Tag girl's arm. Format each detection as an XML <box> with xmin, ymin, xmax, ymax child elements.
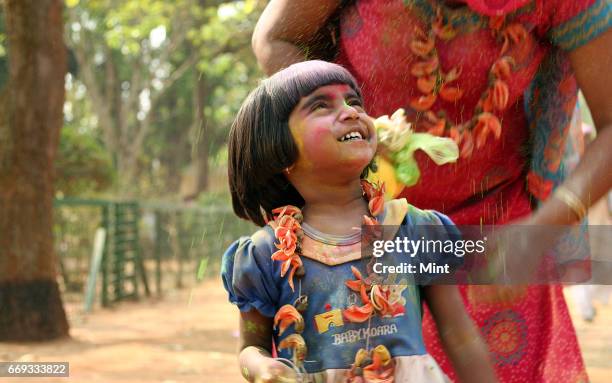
<box><xmin>238</xmin><ymin>309</ymin><xmax>296</xmax><ymax>382</ymax></box>
<box><xmin>251</xmin><ymin>0</ymin><xmax>340</xmax><ymax>75</ymax></box>
<box><xmin>424</xmin><ymin>285</ymin><xmax>498</xmax><ymax>383</ymax></box>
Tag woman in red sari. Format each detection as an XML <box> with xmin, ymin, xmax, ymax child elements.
<box><xmin>252</xmin><ymin>0</ymin><xmax>612</xmax><ymax>381</ymax></box>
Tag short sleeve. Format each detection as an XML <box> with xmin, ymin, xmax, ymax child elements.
<box><xmin>220</xmin><ymin>229</ymin><xmax>280</xmax><ymax>318</ymax></box>
<box><xmin>544</xmin><ymin>0</ymin><xmax>612</xmax><ymax>51</ymax></box>
<box><xmin>403</xmin><ymin>207</ymin><xmax>462</xmax><ymax>242</ymax></box>
<box><xmin>401</xmin><ymin>208</ymin><xmax>463</xmax><ymax>284</ymax></box>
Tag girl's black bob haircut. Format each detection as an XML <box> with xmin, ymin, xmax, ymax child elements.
<box><xmin>228</xmin><ymin>60</ymin><xmax>363</xmax><ymax>227</ymax></box>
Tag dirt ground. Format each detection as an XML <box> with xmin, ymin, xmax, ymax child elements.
<box><xmin>1</xmin><ymin>278</ymin><xmax>611</xmax><ymax>383</ymax></box>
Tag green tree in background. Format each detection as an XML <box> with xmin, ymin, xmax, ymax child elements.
<box><xmin>0</xmin><ymin>0</ymin><xmax>265</xmax><ymax>342</ymax></box>
<box><xmin>56</xmin><ymin>72</ymin><xmax>115</xmax><ymax>196</ymax></box>
<box><xmin>65</xmin><ymin>0</ymin><xmax>263</xmax><ymax>198</ymax></box>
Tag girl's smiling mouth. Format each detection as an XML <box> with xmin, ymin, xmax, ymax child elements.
<box><xmin>337</xmin><ymin>124</ymin><xmax>370</xmax><ymax>142</ymax></box>
<box><xmin>339</xmin><ymin>131</ymin><xmax>364</xmax><ymax>142</ymax></box>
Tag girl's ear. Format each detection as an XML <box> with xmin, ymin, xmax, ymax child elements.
<box><xmin>283</xmin><ymin>165</ymin><xmax>295</xmax><ymax>175</ymax></box>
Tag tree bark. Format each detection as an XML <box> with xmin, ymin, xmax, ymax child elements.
<box><xmin>179</xmin><ymin>70</ymin><xmax>211</xmax><ymax>201</ymax></box>
<box><xmin>0</xmin><ymin>0</ymin><xmax>69</xmax><ymax>341</ymax></box>
<box><xmin>193</xmin><ymin>71</ymin><xmax>210</xmax><ymax>195</ymax></box>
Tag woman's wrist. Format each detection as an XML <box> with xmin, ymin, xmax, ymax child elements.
<box><xmin>553</xmin><ymin>185</ymin><xmax>588</xmax><ymax>221</ymax></box>
<box><xmin>532</xmin><ymin>186</ymin><xmax>588</xmax><ymax>226</ymax></box>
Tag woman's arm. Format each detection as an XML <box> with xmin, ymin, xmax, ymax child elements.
<box><xmin>424</xmin><ymin>285</ymin><xmax>498</xmax><ymax>383</ymax></box>
<box><xmin>252</xmin><ymin>0</ymin><xmax>340</xmax><ymax>75</ymax></box>
<box><xmin>238</xmin><ymin>309</ymin><xmax>296</xmax><ymax>382</ymax></box>
<box><xmin>533</xmin><ymin>28</ymin><xmax>612</xmax><ymax>225</ymax></box>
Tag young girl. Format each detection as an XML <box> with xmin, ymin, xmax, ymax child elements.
<box><xmin>222</xmin><ymin>60</ymin><xmax>496</xmax><ymax>383</ymax></box>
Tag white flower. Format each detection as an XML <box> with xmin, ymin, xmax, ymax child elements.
<box><xmin>374</xmin><ymin>108</ymin><xmax>413</xmax><ymax>152</ymax></box>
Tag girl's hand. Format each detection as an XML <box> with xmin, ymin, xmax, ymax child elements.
<box><xmin>255</xmin><ymin>359</ymin><xmax>298</xmax><ymax>383</ymax></box>
<box><xmin>424</xmin><ymin>285</ymin><xmax>499</xmax><ymax>383</ymax></box>
<box><xmin>239</xmin><ymin>310</ymin><xmax>300</xmax><ymax>383</ymax></box>
<box><xmin>240</xmin><ymin>346</ymin><xmax>300</xmax><ymax>383</ymax></box>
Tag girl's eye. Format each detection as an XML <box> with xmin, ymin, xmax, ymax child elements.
<box><xmin>347</xmin><ymin>98</ymin><xmax>363</xmax><ymax>107</ymax></box>
<box><xmin>311</xmin><ymin>101</ymin><xmax>329</xmax><ymax>111</ymax></box>
<box><xmin>347</xmin><ymin>99</ymin><xmax>364</xmax><ymax>110</ymax></box>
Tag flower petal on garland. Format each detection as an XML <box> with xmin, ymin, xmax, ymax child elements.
<box><xmin>343</xmin><ymin>303</ymin><xmax>374</xmax><ymax>323</ymax></box>
<box><xmin>439</xmin><ymin>83</ymin><xmax>464</xmax><ymax>102</ymax></box>
<box><xmin>409</xmin><ymin>93</ymin><xmax>437</xmax><ymax>112</ymax></box>
<box><xmin>270</xmin><ymin>205</ymin><xmax>304</xmax><ymax>292</ymax></box>
<box><xmin>492</xmin><ymin>80</ymin><xmax>509</xmax><ymax>110</ymax></box>
<box><xmin>274</xmin><ymin>304</ymin><xmax>304</xmax><ymax>336</ymax></box>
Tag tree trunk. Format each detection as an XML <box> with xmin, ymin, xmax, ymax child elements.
<box><xmin>0</xmin><ymin>0</ymin><xmax>69</xmax><ymax>341</ymax></box>
<box><xmin>188</xmin><ymin>71</ymin><xmax>210</xmax><ymax>200</ymax></box>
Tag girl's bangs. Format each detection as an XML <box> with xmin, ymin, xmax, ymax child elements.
<box><xmin>263</xmin><ymin>61</ymin><xmax>362</xmax><ymax>119</ymax></box>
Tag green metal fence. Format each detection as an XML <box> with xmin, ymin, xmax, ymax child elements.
<box><xmin>53</xmin><ymin>198</ymin><xmax>255</xmax><ymax>308</ymax></box>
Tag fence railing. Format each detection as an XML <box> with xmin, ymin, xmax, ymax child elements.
<box><xmin>53</xmin><ymin>198</ymin><xmax>255</xmax><ymax>308</ymax></box>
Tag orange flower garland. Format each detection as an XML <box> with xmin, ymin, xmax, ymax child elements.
<box><xmin>269</xmin><ymin>181</ymin><xmax>398</xmax><ymax>379</ymax></box>
<box><xmin>270</xmin><ymin>205</ymin><xmax>304</xmax><ymax>292</ymax></box>
<box><xmin>409</xmin><ymin>8</ymin><xmax>531</xmax><ymax>159</ymax></box>
<box><xmin>269</xmin><ymin>181</ymin><xmax>387</xmax><ymax>292</ymax></box>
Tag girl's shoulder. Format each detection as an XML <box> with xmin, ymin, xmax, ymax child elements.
<box><xmin>220</xmin><ymin>225</ymin><xmax>282</xmax><ymax>317</ymax></box>
<box><xmin>225</xmin><ymin>224</ymin><xmax>275</xmax><ymax>251</ymax></box>
<box><xmin>221</xmin><ymin>226</ymin><xmax>277</xmax><ymax>273</ymax></box>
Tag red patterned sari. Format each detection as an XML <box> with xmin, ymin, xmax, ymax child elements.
<box><xmin>335</xmin><ymin>0</ymin><xmax>611</xmax><ymax>381</ymax></box>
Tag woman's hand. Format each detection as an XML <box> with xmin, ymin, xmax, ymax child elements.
<box><xmin>483</xmin><ymin>18</ymin><xmax>612</xmax><ymax>290</ymax></box>
<box><xmin>481</xmin><ymin>214</ymin><xmax>562</xmax><ymax>284</ymax></box>
<box><xmin>537</xmin><ymin>28</ymin><xmax>612</xmax><ymax>225</ymax></box>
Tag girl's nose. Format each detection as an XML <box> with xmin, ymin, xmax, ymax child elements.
<box><xmin>340</xmin><ymin>103</ymin><xmax>359</xmax><ymax>120</ymax></box>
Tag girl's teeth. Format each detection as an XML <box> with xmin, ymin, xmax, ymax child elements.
<box><xmin>341</xmin><ymin>131</ymin><xmax>363</xmax><ymax>141</ymax></box>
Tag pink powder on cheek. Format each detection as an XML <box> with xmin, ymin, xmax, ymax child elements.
<box><xmin>300</xmin><ymin>124</ymin><xmax>373</xmax><ymax>166</ymax></box>
<box><xmin>301</xmin><ymin>126</ymin><xmax>335</xmax><ymax>160</ymax></box>
<box><xmin>289</xmin><ymin>122</ymin><xmax>333</xmax><ymax>170</ymax></box>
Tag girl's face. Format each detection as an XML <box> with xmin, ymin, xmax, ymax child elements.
<box><xmin>287</xmin><ymin>84</ymin><xmax>377</xmax><ymax>179</ymax></box>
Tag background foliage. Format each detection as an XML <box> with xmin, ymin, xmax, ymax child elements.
<box><xmin>1</xmin><ymin>0</ymin><xmax>266</xmax><ymax>200</ymax></box>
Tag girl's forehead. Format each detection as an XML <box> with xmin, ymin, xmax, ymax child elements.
<box><xmin>294</xmin><ymin>84</ymin><xmax>358</xmax><ymax>115</ymax></box>
<box><xmin>292</xmin><ymin>83</ymin><xmax>363</xmax><ymax>117</ymax></box>
<box><xmin>307</xmin><ymin>84</ymin><xmax>352</xmax><ymax>98</ymax></box>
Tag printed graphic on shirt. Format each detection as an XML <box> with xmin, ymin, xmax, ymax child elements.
<box><xmin>314</xmin><ymin>309</ymin><xmax>345</xmax><ymax>334</ymax></box>
<box><xmin>332</xmin><ymin>324</ymin><xmax>399</xmax><ymax>345</ymax></box>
